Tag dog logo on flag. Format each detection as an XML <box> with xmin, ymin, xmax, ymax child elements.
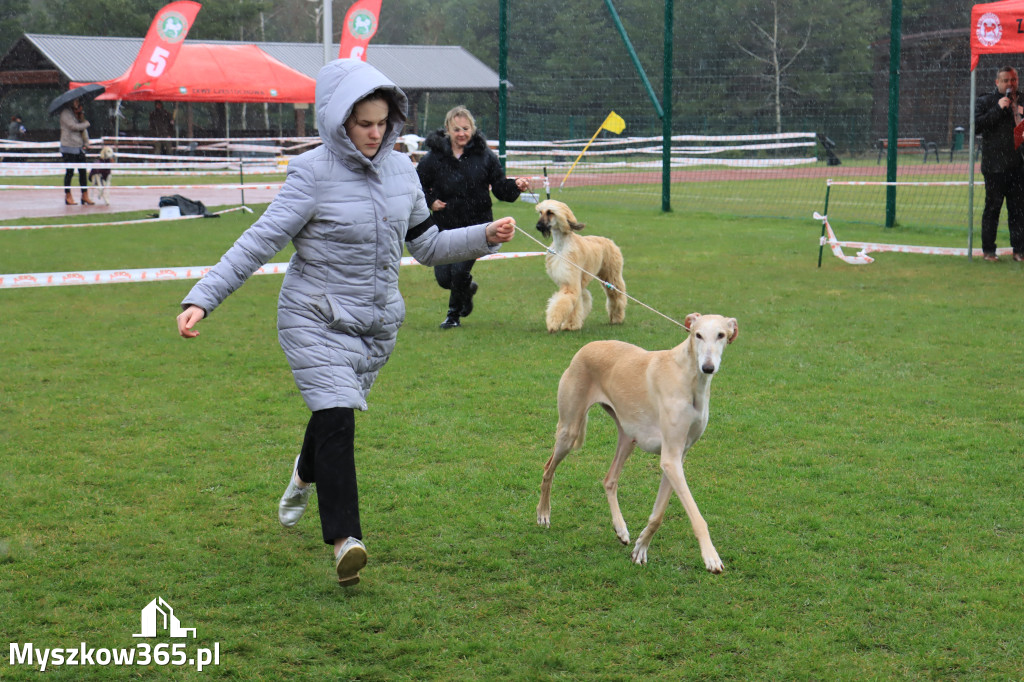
<box><xmin>157</xmin><ymin>11</ymin><xmax>189</xmax><ymax>43</ymax></box>
<box><xmin>977</xmin><ymin>12</ymin><xmax>1003</xmax><ymax>47</ymax></box>
<box><xmin>348</xmin><ymin>10</ymin><xmax>377</xmax><ymax>39</ymax></box>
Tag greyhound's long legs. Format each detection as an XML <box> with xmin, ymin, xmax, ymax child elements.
<box><xmin>537</xmin><ymin>421</ymin><xmax>577</xmax><ymax>527</ymax></box>
<box><xmin>604</xmin><ymin>418</ymin><xmax>634</xmax><ymax>545</ymax></box>
<box><xmin>631</xmin><ymin>472</ymin><xmax>674</xmax><ymax>565</ymax></box>
<box><xmin>656</xmin><ymin>454</ymin><xmax>724</xmax><ymax>574</ymax></box>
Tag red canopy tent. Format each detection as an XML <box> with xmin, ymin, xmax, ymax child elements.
<box><xmin>71</xmin><ymin>43</ymin><xmax>315</xmax><ymax>103</ymax></box>
<box><xmin>71</xmin><ymin>42</ymin><xmax>317</xmax><ymax>143</ymax></box>
<box><xmin>968</xmin><ymin>0</ymin><xmax>1024</xmax><ymax>253</ymax></box>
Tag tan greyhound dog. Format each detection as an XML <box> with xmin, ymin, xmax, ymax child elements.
<box><xmin>536</xmin><ymin>313</ymin><xmax>738</xmax><ymax>573</ymax></box>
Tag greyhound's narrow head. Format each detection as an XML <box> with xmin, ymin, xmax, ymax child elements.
<box><xmin>535</xmin><ymin>199</ymin><xmax>584</xmax><ymax>240</ymax></box>
<box><xmin>98</xmin><ymin>146</ymin><xmax>116</xmax><ymax>162</ymax></box>
<box><xmin>683</xmin><ymin>313</ymin><xmax>739</xmax><ymax>375</ymax></box>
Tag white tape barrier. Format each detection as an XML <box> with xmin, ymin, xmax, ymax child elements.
<box><xmin>813</xmin><ymin>212</ymin><xmax>1011</xmax><ymax>265</ymax></box>
<box><xmin>0</xmin><ymin>252</ymin><xmax>546</xmax><ymax>289</ymax></box>
<box><xmin>0</xmin><ymin>183</ymin><xmax>282</xmax><ymax>191</ymax></box>
<box><xmin>0</xmin><ymin>205</ymin><xmax>253</xmax><ymax>231</ymax></box>
<box><xmin>826</xmin><ymin>179</ymin><xmax>976</xmax><ymax>187</ymax></box>
<box><xmin>0</xmin><ymin>165</ymin><xmax>284</xmax><ymax>177</ymax></box>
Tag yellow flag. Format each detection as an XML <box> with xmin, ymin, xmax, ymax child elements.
<box><xmin>600</xmin><ymin>111</ymin><xmax>626</xmax><ymax>135</ymax></box>
<box><xmin>560</xmin><ymin>111</ymin><xmax>627</xmax><ymax>188</ymax></box>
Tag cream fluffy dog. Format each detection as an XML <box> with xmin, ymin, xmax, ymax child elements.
<box><xmin>534</xmin><ymin>200</ymin><xmax>626</xmax><ymax>332</ymax></box>
<box><xmin>536</xmin><ymin>313</ymin><xmax>739</xmax><ymax>573</ymax></box>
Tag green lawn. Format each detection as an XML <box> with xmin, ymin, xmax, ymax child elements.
<box><xmin>1</xmin><ymin>192</ymin><xmax>1022</xmax><ymax>680</ymax></box>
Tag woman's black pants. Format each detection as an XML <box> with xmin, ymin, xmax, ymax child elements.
<box><xmin>62</xmin><ymin>151</ymin><xmax>88</xmax><ymax>190</ymax></box>
<box><xmin>434</xmin><ymin>259</ymin><xmax>476</xmax><ymax>312</ymax></box>
<box><xmin>295</xmin><ymin>407</ymin><xmax>361</xmax><ymax>545</ymax></box>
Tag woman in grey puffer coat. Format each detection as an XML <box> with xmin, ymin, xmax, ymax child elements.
<box><xmin>175</xmin><ymin>60</ymin><xmax>516</xmax><ymax>587</ymax></box>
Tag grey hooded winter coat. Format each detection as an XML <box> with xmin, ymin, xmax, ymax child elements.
<box><xmin>181</xmin><ymin>60</ymin><xmax>500</xmax><ymax>411</ymax></box>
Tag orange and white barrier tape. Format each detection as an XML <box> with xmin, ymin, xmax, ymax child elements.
<box><xmin>814</xmin><ymin>212</ymin><xmax>1010</xmax><ymax>264</ymax></box>
<box><xmin>0</xmin><ymin>252</ymin><xmax>546</xmax><ymax>289</ymax></box>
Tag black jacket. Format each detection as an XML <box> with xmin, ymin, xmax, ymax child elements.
<box><xmin>416</xmin><ymin>129</ymin><xmax>521</xmax><ymax>230</ymax></box>
<box><xmin>975</xmin><ymin>89</ymin><xmax>1024</xmax><ymax>174</ymax></box>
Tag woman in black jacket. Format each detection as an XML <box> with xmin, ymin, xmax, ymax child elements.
<box><xmin>416</xmin><ymin>106</ymin><xmax>530</xmax><ymax>328</ymax></box>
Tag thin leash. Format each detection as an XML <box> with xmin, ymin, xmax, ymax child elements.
<box><xmin>512</xmin><ymin>223</ymin><xmax>690</xmax><ymax>331</ymax></box>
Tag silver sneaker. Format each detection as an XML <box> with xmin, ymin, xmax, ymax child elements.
<box><xmin>277</xmin><ymin>455</ymin><xmax>312</xmax><ymax>527</ymax></box>
<box><xmin>335</xmin><ymin>537</ymin><xmax>367</xmax><ymax>586</ymax></box>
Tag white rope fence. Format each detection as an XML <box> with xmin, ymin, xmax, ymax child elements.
<box><xmin>0</xmin><ymin>251</ymin><xmax>546</xmax><ymax>290</ymax></box>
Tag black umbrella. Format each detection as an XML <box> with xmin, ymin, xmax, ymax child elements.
<box><xmin>47</xmin><ymin>83</ymin><xmax>105</xmax><ymax>116</ymax></box>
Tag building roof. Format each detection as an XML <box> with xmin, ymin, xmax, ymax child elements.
<box><xmin>3</xmin><ymin>33</ymin><xmax>501</xmax><ymax>93</ymax></box>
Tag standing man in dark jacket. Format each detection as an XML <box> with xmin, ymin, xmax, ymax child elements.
<box><xmin>975</xmin><ymin>65</ymin><xmax>1024</xmax><ymax>262</ymax></box>
<box><xmin>149</xmin><ymin>101</ymin><xmax>175</xmax><ymax>156</ymax></box>
<box><xmin>417</xmin><ymin>106</ymin><xmax>530</xmax><ymax>328</ymax></box>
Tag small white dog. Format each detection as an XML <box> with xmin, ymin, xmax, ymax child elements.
<box><xmin>88</xmin><ymin>146</ymin><xmax>116</xmax><ymax>205</ymax></box>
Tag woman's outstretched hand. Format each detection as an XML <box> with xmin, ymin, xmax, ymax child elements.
<box><xmin>177</xmin><ymin>305</ymin><xmax>206</xmax><ymax>338</ymax></box>
<box><xmin>486</xmin><ymin>217</ymin><xmax>516</xmax><ymax>245</ymax></box>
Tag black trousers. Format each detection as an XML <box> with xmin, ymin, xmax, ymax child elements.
<box><xmin>434</xmin><ymin>259</ymin><xmax>475</xmax><ymax>312</ymax></box>
<box><xmin>295</xmin><ymin>407</ymin><xmax>361</xmax><ymax>545</ymax></box>
<box><xmin>62</xmin><ymin>151</ymin><xmax>88</xmax><ymax>191</ymax></box>
<box><xmin>981</xmin><ymin>168</ymin><xmax>1024</xmax><ymax>255</ymax></box>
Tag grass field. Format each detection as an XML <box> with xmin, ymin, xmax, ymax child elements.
<box><xmin>2</xmin><ymin>190</ymin><xmax>1023</xmax><ymax>680</ymax></box>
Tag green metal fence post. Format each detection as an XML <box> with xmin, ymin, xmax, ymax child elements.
<box><xmin>885</xmin><ymin>0</ymin><xmax>903</xmax><ymax>228</ymax></box>
<box><xmin>662</xmin><ymin>0</ymin><xmax>673</xmax><ymax>213</ymax></box>
<box><xmin>603</xmin><ymin>0</ymin><xmax>671</xmax><ymax>212</ymax></box>
<box><xmin>498</xmin><ymin>0</ymin><xmax>508</xmax><ymax>172</ymax></box>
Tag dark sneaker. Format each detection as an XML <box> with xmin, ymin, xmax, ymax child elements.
<box><xmin>439</xmin><ymin>314</ymin><xmax>461</xmax><ymax>329</ymax></box>
<box><xmin>460</xmin><ymin>281</ymin><xmax>479</xmax><ymax>317</ymax></box>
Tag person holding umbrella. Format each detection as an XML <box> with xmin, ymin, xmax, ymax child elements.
<box><xmin>58</xmin><ymin>97</ymin><xmax>94</xmax><ymax>205</ymax></box>
<box><xmin>8</xmin><ymin>114</ymin><xmax>26</xmax><ymax>140</ymax></box>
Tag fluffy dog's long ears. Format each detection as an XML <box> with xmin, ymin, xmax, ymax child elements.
<box><xmin>559</xmin><ymin>204</ymin><xmax>585</xmax><ymax>232</ymax></box>
<box><xmin>536</xmin><ymin>200</ymin><xmax>586</xmax><ymax>233</ymax></box>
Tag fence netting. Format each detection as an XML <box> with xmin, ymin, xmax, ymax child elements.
<box><xmin>471</xmin><ymin>2</ymin><xmax>992</xmax><ymax>233</ymax></box>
